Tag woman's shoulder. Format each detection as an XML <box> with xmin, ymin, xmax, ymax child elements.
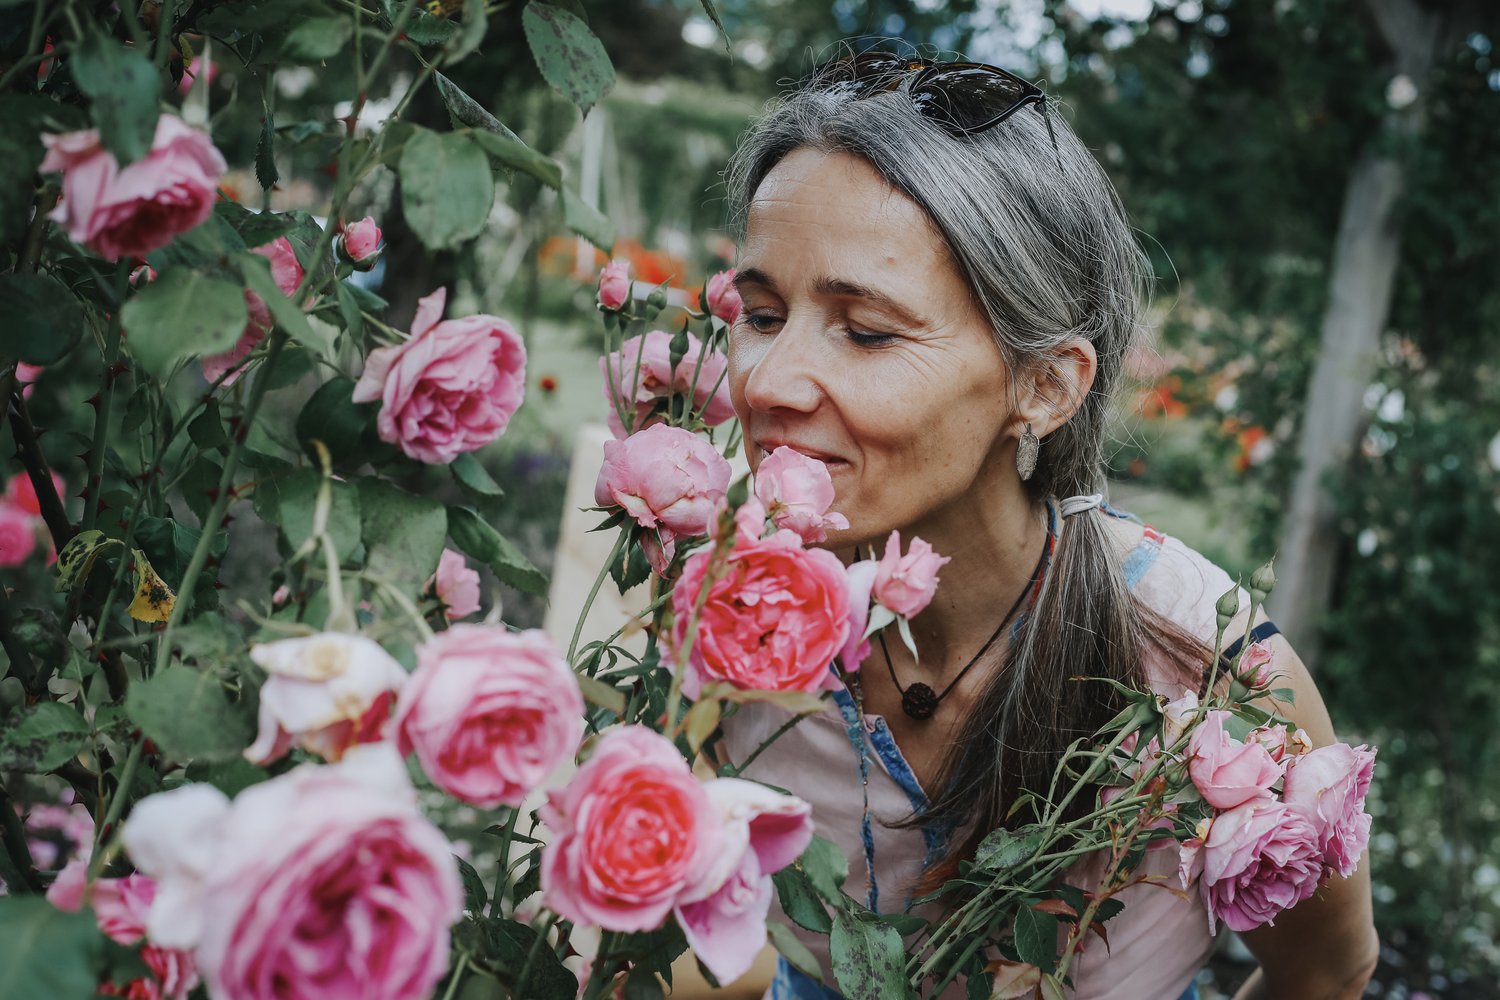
<box><xmin>1097</xmin><ymin>503</ymin><xmax>1248</xmax><ymax>645</ymax></box>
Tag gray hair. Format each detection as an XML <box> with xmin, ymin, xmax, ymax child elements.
<box><xmin>724</xmin><ymin>67</ymin><xmax>1205</xmax><ymax>875</ymax></box>
<box><xmin>724</xmin><ymin>79</ymin><xmax>1152</xmax><ymax>499</ymax></box>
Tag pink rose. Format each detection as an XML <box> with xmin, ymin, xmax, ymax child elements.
<box><xmin>394</xmin><ymin>625</ymin><xmax>584</xmax><ymax>809</ymax></box>
<box><xmin>1238</xmin><ymin>639</ymin><xmax>1275</xmax><ymax>686</ymax></box>
<box><xmin>15</xmin><ymin>362</ymin><xmax>43</xmax><ymax>399</ymax></box>
<box><xmin>1247</xmin><ymin>723</ymin><xmax>1293</xmax><ymax>764</ymax></box>
<box><xmin>123</xmin><ymin>745</ymin><xmax>463</xmax><ymax>1000</ymax></box>
<box><xmin>594</xmin><ymin>424</ymin><xmax>731</xmax><ymax>574</ymax></box>
<box><xmin>1187</xmin><ymin>710</ymin><xmax>1285</xmax><ymax>809</ymax></box>
<box><xmin>840</xmin><ymin>559</ymin><xmax>878</xmax><ymax>672</ymax></box>
<box><xmin>597</xmin><ymin>259</ymin><xmax>631</xmax><ymax>310</ymax></box>
<box><xmin>541</xmin><ymin>726</ymin><xmax>724</xmax><ymax>932</ymax></box>
<box><xmin>426</xmin><ymin>548</ymin><xmax>480</xmax><ymax>619</ymax></box>
<box><xmin>42</xmin><ymin>115</ymin><xmax>226</xmax><ymax>261</ymax></box>
<box><xmin>129</xmin><ymin>264</ymin><xmax>157</xmax><ymax>287</ymax></box>
<box><xmin>0</xmin><ymin>502</ymin><xmax>38</xmax><ymax>567</ymax></box>
<box><xmin>352</xmin><ymin>287</ymin><xmax>527</xmax><ymax>464</ymax></box>
<box><xmin>872</xmin><ymin>530</ymin><xmax>951</xmax><ymax>619</ymax></box>
<box><xmin>1282</xmin><ymin>742</ymin><xmax>1377</xmax><ymax>879</ymax></box>
<box><xmin>245</xmin><ymin>633</ymin><xmax>408</xmax><ymax>765</ymax></box>
<box><xmin>704</xmin><ymin>269</ymin><xmax>742</xmax><ymax>324</ymax></box>
<box><xmin>339</xmin><ymin>215</ymin><xmax>382</xmax><ymax>269</ymax></box>
<box><xmin>754</xmin><ymin>446</ymin><xmax>850</xmax><ymax>544</ymax></box>
<box><xmin>668</xmin><ymin>525</ymin><xmax>850</xmax><ymax>700</ymax></box>
<box><xmin>47</xmin><ymin>862</ymin><xmax>200</xmax><ymax>1000</ymax></box>
<box><xmin>177</xmin><ymin>55</ymin><xmax>217</xmax><ymax>95</ymax></box>
<box><xmin>1198</xmin><ymin>798</ymin><xmax>1324</xmax><ymax>933</ymax></box>
<box><xmin>7</xmin><ymin>470</ymin><xmax>64</xmax><ymax>517</ymax></box>
<box><xmin>201</xmin><ymin>237</ymin><xmax>304</xmax><ymax>385</ymax></box>
<box><xmin>601</xmin><ymin>329</ymin><xmax>734</xmax><ymax>438</ymax></box>
<box><xmin>1160</xmin><ymin>690</ymin><xmax>1199</xmax><ymax>748</ymax></box>
<box><xmin>23</xmin><ymin>800</ymin><xmax>93</xmax><ymax>870</ymax></box>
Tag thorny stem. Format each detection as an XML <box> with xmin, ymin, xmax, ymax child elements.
<box><xmin>568</xmin><ymin>531</ymin><xmax>626</xmax><ymax>666</ymax></box>
<box><xmin>82</xmin><ymin>262</ymin><xmax>131</xmax><ymax>533</ymax></box>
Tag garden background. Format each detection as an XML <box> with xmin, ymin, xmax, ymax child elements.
<box><xmin>1</xmin><ymin>0</ymin><xmax>1497</xmax><ymax>997</ymax></box>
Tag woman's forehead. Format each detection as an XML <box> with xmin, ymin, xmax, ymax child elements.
<box><xmin>741</xmin><ymin>148</ymin><xmax>954</xmax><ymax>295</ymax></box>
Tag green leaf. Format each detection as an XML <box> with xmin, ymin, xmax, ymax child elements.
<box><xmin>0</xmin><ymin>97</ymin><xmax>51</xmax><ymax>249</ymax></box>
<box><xmin>1039</xmin><ymin>973</ymin><xmax>1066</xmax><ymax>1000</ymax></box>
<box><xmin>0</xmin><ymin>896</ymin><xmax>107</xmax><ymax>1000</ymax></box>
<box><xmin>973</xmin><ymin>825</ymin><xmax>1046</xmax><ymax>874</ymax></box>
<box><xmin>457</xmin><ymin>856</ymin><xmax>488</xmax><ymax>913</ymax></box>
<box><xmin>255</xmin><ymin>111</ymin><xmax>279</xmax><ymax>190</ymax></box>
<box><xmin>1269</xmin><ymin>686</ymin><xmax>1298</xmax><ymax>705</ymax></box>
<box><xmin>772</xmin><ymin>865</ymin><xmax>832</xmax><ymax>934</ymax></box>
<box><xmin>283</xmin><ymin>16</ymin><xmax>354</xmax><ymax>59</ymax></box>
<box><xmin>71</xmin><ymin>30</ymin><xmax>159</xmax><ymax>165</ymax></box>
<box><xmin>695</xmin><ymin>0</ymin><xmax>727</xmax><ymax>43</ymax></box>
<box><xmin>436</xmin><ymin>73</ymin><xmax>525</xmax><ymax>143</ymax></box>
<box><xmin>400</xmin><ymin>6</ymin><xmax>460</xmax><ymax>45</ymax></box>
<box><xmin>55</xmin><ymin>529</ymin><xmax>118</xmax><ymax>593</ymax></box>
<box><xmin>830</xmin><ymin>909</ymin><xmax>915</xmax><ymax>1000</ymax></box>
<box><xmin>447</xmin><ymin>506</ymin><xmax>548</xmax><ymax>596</ymax></box>
<box><xmin>235</xmin><ymin>250</ymin><xmax>332</xmax><ymax>359</ymax></box>
<box><xmin>767</xmin><ymin>921</ymin><xmax>822</xmax><ymax>981</ymax></box>
<box><xmin>188</xmin><ymin>398</ymin><xmax>228</xmax><ymax>449</ymax></box>
<box><xmin>799</xmin><ymin>835</ymin><xmax>849</xmax><ymax>903</ymax></box>
<box><xmin>121</xmin><ymin>269</ymin><xmax>249</xmax><ymax>380</ymax></box>
<box><xmin>521</xmin><ymin>2</ymin><xmax>615</xmax><ymax>115</ymax></box>
<box><xmin>183</xmin><ymin>757</ymin><xmax>268</xmax><ymax>798</ymax></box>
<box><xmin>296</xmin><ymin>376</ymin><xmax>378</xmax><ymax>467</ymax></box>
<box><xmin>274</xmin><ymin>468</ymin><xmax>362</xmax><ymax>563</ymax></box>
<box><xmin>562</xmin><ymin>186</ymin><xmax>615</xmax><ymax>252</ymax></box>
<box><xmin>450</xmin><ymin>453</ymin><xmax>505</xmax><ymax>499</ymax></box>
<box><xmin>334</xmin><ymin>281</ymin><xmax>364</xmax><ymax>339</ymax></box>
<box><xmin>358</xmin><ymin>480</ymin><xmax>447</xmax><ymax>590</ymax></box>
<box><xmin>125</xmin><ymin>668</ymin><xmax>254</xmax><ymax>762</ymax></box>
<box><xmin>606</xmin><ymin>539</ymin><xmax>651</xmax><ymax>593</ymax></box>
<box><xmin>0</xmin><ymin>273</ymin><xmax>87</xmax><ymax>364</ymax></box>
<box><xmin>576</xmin><ymin>673</ymin><xmax>625</xmax><ymax>715</ymax></box>
<box><xmin>0</xmin><ymin>702</ymin><xmax>91</xmax><ymax>773</ymax></box>
<box><xmin>399</xmin><ymin>128</ymin><xmax>494</xmax><ymax>250</ymax></box>
<box><xmin>1013</xmin><ymin>906</ymin><xmax>1059</xmax><ymax>974</ymax></box>
<box><xmin>623</xmin><ymin>967</ymin><xmax>665</xmax><ymax>1000</ymax></box>
<box><xmin>468</xmin><ymin>129</ymin><xmax>563</xmax><ymax>189</ymax></box>
<box><xmin>447</xmin><ymin>0</ymin><xmax>488</xmax><ymax>62</ymax></box>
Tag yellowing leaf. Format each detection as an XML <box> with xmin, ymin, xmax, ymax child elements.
<box><xmin>683</xmin><ymin>698</ymin><xmax>722</xmax><ymax>754</ymax></box>
<box><xmin>985</xmin><ymin>958</ymin><xmax>1042</xmax><ymax>999</ymax></box>
<box><xmin>127</xmin><ymin>548</ymin><xmax>176</xmax><ymax>623</ymax></box>
<box><xmin>54</xmin><ymin>529</ymin><xmax>118</xmax><ymax>592</ymax></box>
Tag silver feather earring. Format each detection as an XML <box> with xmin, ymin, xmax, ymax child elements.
<box><xmin>1016</xmin><ymin>422</ymin><xmax>1039</xmax><ymax>481</ymax></box>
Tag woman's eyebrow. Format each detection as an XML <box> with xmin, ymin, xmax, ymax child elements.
<box><xmin>734</xmin><ymin>268</ymin><xmax>925</xmax><ymax>326</ymax></box>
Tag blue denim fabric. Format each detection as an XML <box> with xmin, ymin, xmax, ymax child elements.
<box><xmin>771</xmin><ymin>959</ymin><xmax>1202</xmax><ymax>1000</ymax></box>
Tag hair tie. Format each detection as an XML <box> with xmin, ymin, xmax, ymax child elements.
<box><xmin>1059</xmin><ymin>493</ymin><xmax>1103</xmax><ymax>518</ymax></box>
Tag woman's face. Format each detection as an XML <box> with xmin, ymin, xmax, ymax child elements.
<box><xmin>728</xmin><ymin>148</ymin><xmax>1020</xmax><ymax>548</ymax></box>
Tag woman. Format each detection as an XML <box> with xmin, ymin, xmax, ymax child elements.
<box><xmin>715</xmin><ymin>51</ymin><xmax>1378</xmax><ymax>999</ymax></box>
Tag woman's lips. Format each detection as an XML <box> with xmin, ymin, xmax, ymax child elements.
<box><xmin>756</xmin><ymin>441</ymin><xmax>846</xmax><ymax>467</ymax></box>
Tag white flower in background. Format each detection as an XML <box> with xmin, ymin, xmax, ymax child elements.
<box><xmin>1386</xmin><ymin>74</ymin><xmax>1418</xmax><ymax>110</ymax></box>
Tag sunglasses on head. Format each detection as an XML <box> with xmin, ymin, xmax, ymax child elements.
<box><xmin>811</xmin><ymin>51</ymin><xmax>1051</xmax><ymax>138</ymax></box>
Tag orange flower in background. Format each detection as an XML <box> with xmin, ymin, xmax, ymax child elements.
<box><xmin>1138</xmin><ymin>376</ymin><xmax>1188</xmax><ymax>420</ymax></box>
<box><xmin>1234</xmin><ymin>425</ymin><xmax>1269</xmax><ymax>473</ymax></box>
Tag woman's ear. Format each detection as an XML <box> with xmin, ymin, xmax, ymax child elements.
<box><xmin>1013</xmin><ymin>338</ymin><xmax>1098</xmax><ymax>438</ymax></box>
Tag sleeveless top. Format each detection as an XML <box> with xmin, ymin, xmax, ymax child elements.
<box><xmin>719</xmin><ymin>511</ymin><xmax>1252</xmax><ymax>999</ymax></box>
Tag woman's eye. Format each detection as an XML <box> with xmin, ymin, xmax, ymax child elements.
<box><xmin>845</xmin><ymin>327</ymin><xmax>896</xmax><ymax>347</ymax></box>
<box><xmin>743</xmin><ymin>313</ymin><xmax>783</xmax><ymax>334</ymax></box>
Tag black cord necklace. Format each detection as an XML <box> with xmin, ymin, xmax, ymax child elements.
<box><xmin>879</xmin><ymin>522</ymin><xmax>1053</xmax><ymax>721</ymax></box>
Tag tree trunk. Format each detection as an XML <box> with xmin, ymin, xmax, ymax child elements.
<box><xmin>1271</xmin><ymin>0</ymin><xmax>1456</xmax><ymax>654</ymax></box>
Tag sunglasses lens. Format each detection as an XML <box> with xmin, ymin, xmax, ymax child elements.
<box><xmin>813</xmin><ymin>52</ymin><xmax>918</xmax><ymax>93</ymax></box>
<box><xmin>910</xmin><ymin>65</ymin><xmax>1034</xmax><ymax>133</ymax></box>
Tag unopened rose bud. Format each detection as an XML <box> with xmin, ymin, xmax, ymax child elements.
<box><xmin>338</xmin><ymin>215</ymin><xmax>382</xmax><ymax>270</ymax></box>
<box><xmin>1215</xmin><ymin>585</ymin><xmax>1241</xmax><ymax>628</ymax></box>
<box><xmin>704</xmin><ymin>268</ymin><xmax>742</xmax><ymax>324</ymax></box>
<box><xmin>129</xmin><ymin>264</ymin><xmax>157</xmax><ymax>287</ymax></box>
<box><xmin>1249</xmin><ymin>560</ymin><xmax>1276</xmax><ymax>601</ymax></box>
<box><xmin>646</xmin><ymin>286</ymin><xmax>669</xmax><ymax>312</ymax></box>
<box><xmin>596</xmin><ymin>259</ymin><xmax>630</xmax><ymax>311</ymax></box>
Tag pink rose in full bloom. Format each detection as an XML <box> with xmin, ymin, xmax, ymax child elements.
<box><xmin>0</xmin><ymin>502</ymin><xmax>38</xmax><ymax>567</ymax></box>
<box><xmin>1188</xmin><ymin>710</ymin><xmax>1285</xmax><ymax>809</ymax></box>
<box><xmin>600</xmin><ymin>329</ymin><xmax>734</xmax><ymax>438</ymax></box>
<box><xmin>839</xmin><ymin>559</ymin><xmax>878</xmax><ymax>672</ymax></box>
<box><xmin>338</xmin><ymin>215</ymin><xmax>382</xmax><ymax>270</ymax></box>
<box><xmin>201</xmin><ymin>237</ymin><xmax>304</xmax><ymax>385</ymax></box>
<box><xmin>703</xmin><ymin>269</ymin><xmax>742</xmax><ymax>324</ymax></box>
<box><xmin>597</xmin><ymin>259</ymin><xmax>631</xmax><ymax>310</ymax></box>
<box><xmin>594</xmin><ymin>423</ymin><xmax>731</xmax><ymax>573</ymax></box>
<box><xmin>352</xmin><ymin>287</ymin><xmax>527</xmax><ymax>464</ymax></box>
<box><xmin>122</xmin><ymin>745</ymin><xmax>463</xmax><ymax>1000</ymax></box>
<box><xmin>541</xmin><ymin>726</ymin><xmax>724</xmax><ymax>932</ymax></box>
<box><xmin>753</xmin><ymin>447</ymin><xmax>850</xmax><ymax>544</ymax></box>
<box><xmin>42</xmin><ymin>115</ymin><xmax>226</xmax><ymax>261</ymax></box>
<box><xmin>667</xmin><ymin>522</ymin><xmax>850</xmax><ymax>699</ymax></box>
<box><xmin>1282</xmin><ymin>742</ymin><xmax>1377</xmax><ymax>879</ymax></box>
<box><xmin>426</xmin><ymin>548</ymin><xmax>481</xmax><ymax>619</ymax></box>
<box><xmin>245</xmin><ymin>632</ymin><xmax>408</xmax><ymax>765</ymax></box>
<box><xmin>676</xmin><ymin>779</ymin><xmax>813</xmax><ymax>984</ymax></box>
<box><xmin>1197</xmin><ymin>798</ymin><xmax>1324</xmax><ymax>933</ymax></box>
<box><xmin>394</xmin><ymin>625</ymin><xmax>584</xmax><ymax>809</ymax></box>
<box><xmin>872</xmin><ymin>530</ymin><xmax>951</xmax><ymax>619</ymax></box>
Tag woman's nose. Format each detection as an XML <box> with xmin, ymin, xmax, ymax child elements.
<box><xmin>740</xmin><ymin>322</ymin><xmax>825</xmax><ymax>415</ymax></box>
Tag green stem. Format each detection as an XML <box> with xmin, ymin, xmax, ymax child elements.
<box><xmin>88</xmin><ymin>735</ymin><xmax>143</xmax><ymax>880</ymax></box>
<box><xmin>729</xmin><ymin>711</ymin><xmax>809</xmax><ymax>776</ymax></box>
<box><xmin>82</xmin><ymin>264</ymin><xmax>130</xmax><ymax>532</ymax></box>
<box><xmin>439</xmin><ymin>952</ymin><xmax>470</xmax><ymax>1000</ymax></box>
<box><xmin>154</xmin><ymin>332</ymin><xmax>286</xmax><ymax>676</ymax></box>
<box><xmin>486</xmin><ymin>806</ymin><xmax>519</xmax><ymax>920</ymax></box>
<box><xmin>0</xmin><ymin>782</ymin><xmax>43</xmax><ymax>893</ymax></box>
<box><xmin>568</xmin><ymin>531</ymin><xmax>626</xmax><ymax>665</ymax></box>
<box><xmin>154</xmin><ymin>0</ymin><xmax>176</xmax><ymax>69</ymax></box>
<box><xmin>514</xmin><ymin>914</ymin><xmax>562</xmax><ymax>998</ymax></box>
<box><xmin>578</xmin><ymin>931</ymin><xmax>619</xmax><ymax>1000</ymax></box>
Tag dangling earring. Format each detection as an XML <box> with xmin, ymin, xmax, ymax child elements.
<box><xmin>1016</xmin><ymin>422</ymin><xmax>1039</xmax><ymax>481</ymax></box>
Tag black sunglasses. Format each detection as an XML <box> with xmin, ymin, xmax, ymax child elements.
<box><xmin>811</xmin><ymin>52</ymin><xmax>1051</xmax><ymax>138</ymax></box>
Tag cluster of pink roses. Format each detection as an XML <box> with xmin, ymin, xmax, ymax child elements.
<box><xmin>0</xmin><ymin>470</ymin><xmax>62</xmax><ymax>567</ymax></box>
<box><xmin>599</xmin><ymin>328</ymin><xmax>734</xmax><ymax>438</ymax></box>
<box><xmin>1175</xmin><ymin>684</ymin><xmax>1377</xmax><ymax>933</ymax></box>
<box><xmin>541</xmin><ymin>726</ymin><xmax>813</xmax><ymax>984</ymax></box>
<box><xmin>353</xmin><ymin>287</ymin><xmax>527</xmax><ymax>464</ymax></box>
